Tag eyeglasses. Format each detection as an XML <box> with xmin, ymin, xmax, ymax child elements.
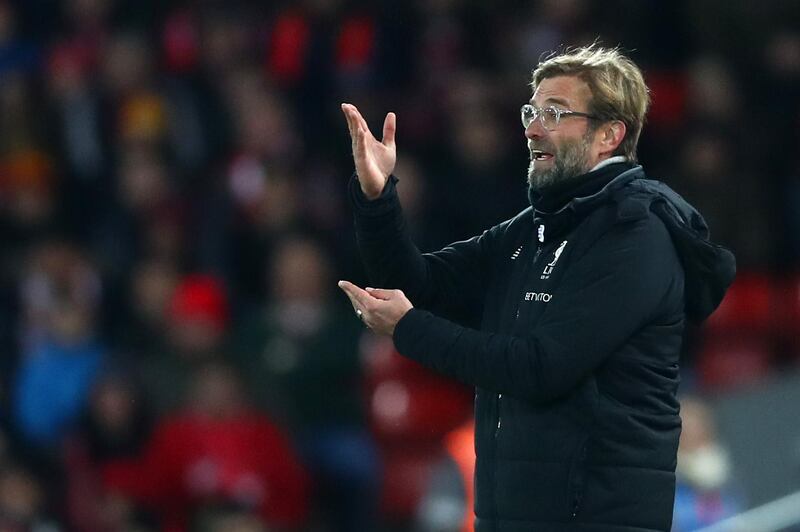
<box><xmin>520</xmin><ymin>104</ymin><xmax>600</xmax><ymax>131</ymax></box>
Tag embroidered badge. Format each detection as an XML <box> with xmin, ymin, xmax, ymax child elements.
<box><xmin>541</xmin><ymin>240</ymin><xmax>568</xmax><ymax>280</ymax></box>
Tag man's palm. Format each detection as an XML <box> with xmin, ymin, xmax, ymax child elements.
<box><xmin>342</xmin><ymin>103</ymin><xmax>397</xmax><ymax>199</ymax></box>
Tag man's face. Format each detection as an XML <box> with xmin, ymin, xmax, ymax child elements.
<box><xmin>526</xmin><ymin>75</ymin><xmax>604</xmax><ymax>190</ymax></box>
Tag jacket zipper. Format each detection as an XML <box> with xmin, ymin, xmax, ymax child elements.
<box><xmin>489</xmin><ymin>237</ymin><xmax>542</xmax><ymax>530</ymax></box>
<box><xmin>569</xmin><ymin>437</ymin><xmax>589</xmax><ymax>518</ymax></box>
<box><xmin>494</xmin><ymin>393</ymin><xmax>503</xmax><ymax>436</ymax></box>
<box><xmin>496</xmin><ymin>242</ymin><xmax>542</xmax><ymax>439</ymax></box>
<box><xmin>497</xmin><ymin>243</ymin><xmax>542</xmax><ymax>434</ymax></box>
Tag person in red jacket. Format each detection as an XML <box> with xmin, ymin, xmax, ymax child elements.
<box><xmin>102</xmin><ymin>361</ymin><xmax>309</xmax><ymax>532</ymax></box>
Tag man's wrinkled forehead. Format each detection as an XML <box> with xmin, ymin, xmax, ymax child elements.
<box><xmin>530</xmin><ymin>75</ymin><xmax>592</xmax><ymax>110</ymax></box>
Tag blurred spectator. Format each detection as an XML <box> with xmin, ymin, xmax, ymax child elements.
<box><xmin>511</xmin><ymin>0</ymin><xmax>589</xmax><ymax>73</ymax></box>
<box><xmin>0</xmin><ymin>149</ymin><xmax>58</xmax><ymax>246</ymax></box>
<box><xmin>0</xmin><ymin>17</ymin><xmax>54</xmax><ymax>241</ymax></box>
<box><xmin>114</xmin><ymin>257</ymin><xmax>178</xmax><ymax>354</ymax></box>
<box><xmin>668</xmin><ymin>128</ymin><xmax>770</xmax><ymax>269</ymax></box>
<box><xmin>672</xmin><ymin>396</ymin><xmax>743</xmax><ymax>531</ymax></box>
<box><xmin>135</xmin><ymin>273</ymin><xmax>229</xmax><ymax>414</ymax></box>
<box><xmin>45</xmin><ymin>39</ymin><xmax>105</xmax><ymax>183</ymax></box>
<box><xmin>0</xmin><ymin>2</ymin><xmax>40</xmax><ymax>77</ymax></box>
<box><xmin>387</xmin><ymin>154</ymin><xmax>449</xmax><ymax>252</ymax></box>
<box><xmin>102</xmin><ymin>361</ymin><xmax>309</xmax><ymax>532</ymax></box>
<box><xmin>100</xmin><ymin>30</ymin><xmax>155</xmax><ymax>101</ymax></box>
<box><xmin>0</xmin><ymin>55</ymin><xmax>43</xmax><ymax>160</ymax></box>
<box><xmin>63</xmin><ymin>369</ymin><xmax>154</xmax><ymax>531</ymax></box>
<box><xmin>0</xmin><ymin>463</ymin><xmax>61</xmax><ymax>531</ymax></box>
<box><xmin>415</xmin><ymin>419</ymin><xmax>474</xmax><ymax>532</ymax></box>
<box><xmin>198</xmin><ymin>5</ymin><xmax>256</xmax><ymax>78</ymax></box>
<box><xmin>209</xmin><ymin>66</ymin><xmax>305</xmax><ymax>299</ymax></box>
<box><xmin>159</xmin><ymin>6</ymin><xmax>223</xmax><ymax>175</ymax></box>
<box><xmin>362</xmin><ymin>335</ymin><xmax>472</xmax><ymax>525</ymax></box>
<box><xmin>762</xmin><ymin>29</ymin><xmax>800</xmax><ymax>265</ymax></box>
<box><xmin>12</xmin><ymin>296</ymin><xmax>104</xmax><ymax>448</ymax></box>
<box><xmin>233</xmin><ymin>234</ymin><xmax>378</xmax><ymax>532</ymax></box>
<box><xmin>12</xmin><ymin>241</ymin><xmax>104</xmax><ymax>450</ymax></box>
<box><xmin>43</xmin><ymin>39</ymin><xmax>107</xmax><ymax>243</ymax></box>
<box><xmin>427</xmin><ymin>71</ymin><xmax>527</xmax><ymax>248</ymax></box>
<box><xmin>684</xmin><ymin>55</ymin><xmax>741</xmax><ymax>125</ymax></box>
<box><xmin>95</xmin><ymin>146</ymin><xmax>186</xmax><ymax>278</ymax></box>
<box><xmin>167</xmin><ymin>274</ymin><xmax>228</xmax><ymax>358</ymax></box>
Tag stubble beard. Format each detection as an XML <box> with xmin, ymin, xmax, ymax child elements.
<box><xmin>527</xmin><ymin>131</ymin><xmax>594</xmax><ymax>191</ymax></box>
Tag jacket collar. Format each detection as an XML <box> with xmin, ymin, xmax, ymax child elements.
<box><xmin>531</xmin><ymin>164</ymin><xmax>644</xmax><ymax>244</ymax></box>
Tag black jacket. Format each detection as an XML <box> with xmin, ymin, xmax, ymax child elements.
<box><xmin>349</xmin><ymin>163</ymin><xmax>735</xmax><ymax>531</ymax></box>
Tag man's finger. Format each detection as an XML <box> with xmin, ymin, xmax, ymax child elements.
<box><xmin>338</xmin><ymin>280</ymin><xmax>372</xmax><ymax>309</ymax></box>
<box><xmin>352</xmin><ymin>107</ymin><xmax>374</xmax><ymax>142</ymax></box>
<box><xmin>340</xmin><ymin>288</ymin><xmax>359</xmax><ymax>311</ymax></box>
<box><xmin>342</xmin><ymin>104</ymin><xmax>358</xmax><ymax>142</ymax></box>
<box><xmin>342</xmin><ymin>292</ymin><xmax>359</xmax><ymax>312</ymax></box>
<box><xmin>345</xmin><ymin>104</ymin><xmax>365</xmax><ymax>145</ymax></box>
<box><xmin>382</xmin><ymin>112</ymin><xmax>396</xmax><ymax>148</ymax></box>
<box><xmin>357</xmin><ymin>125</ymin><xmax>370</xmax><ymax>157</ymax></box>
<box><xmin>365</xmin><ymin>287</ymin><xmax>395</xmax><ymax>300</ymax></box>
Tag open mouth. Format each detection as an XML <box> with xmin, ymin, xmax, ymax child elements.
<box><xmin>531</xmin><ymin>150</ymin><xmax>554</xmax><ymax>161</ymax></box>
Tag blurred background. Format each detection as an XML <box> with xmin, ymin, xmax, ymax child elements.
<box><xmin>0</xmin><ymin>0</ymin><xmax>799</xmax><ymax>530</ymax></box>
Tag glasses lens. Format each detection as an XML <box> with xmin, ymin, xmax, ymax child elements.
<box><xmin>521</xmin><ymin>104</ymin><xmax>536</xmax><ymax>128</ymax></box>
<box><xmin>541</xmin><ymin>107</ymin><xmax>559</xmax><ymax>130</ymax></box>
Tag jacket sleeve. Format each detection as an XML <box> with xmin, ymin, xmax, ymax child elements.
<box><xmin>393</xmin><ymin>214</ymin><xmax>684</xmax><ymax>402</ymax></box>
<box><xmin>350</xmin><ymin>174</ymin><xmax>495</xmax><ymax>321</ymax></box>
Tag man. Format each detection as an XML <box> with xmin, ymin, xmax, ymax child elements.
<box><xmin>338</xmin><ymin>45</ymin><xmax>735</xmax><ymax>531</ymax></box>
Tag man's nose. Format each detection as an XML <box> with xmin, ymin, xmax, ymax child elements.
<box><xmin>525</xmin><ymin>118</ymin><xmax>547</xmax><ymax>140</ymax></box>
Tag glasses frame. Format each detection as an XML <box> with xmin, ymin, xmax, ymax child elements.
<box><xmin>521</xmin><ymin>104</ymin><xmax>601</xmax><ymax>131</ymax></box>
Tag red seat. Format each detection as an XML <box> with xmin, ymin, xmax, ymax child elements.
<box><xmin>362</xmin><ymin>334</ymin><xmax>428</xmax><ymax>382</ymax></box>
<box><xmin>704</xmin><ymin>272</ymin><xmax>774</xmax><ymax>336</ymax></box>
<box><xmin>362</xmin><ymin>336</ymin><xmax>472</xmax><ymax>444</ymax></box>
<box><xmin>644</xmin><ymin>70</ymin><xmax>688</xmax><ymax>134</ymax></box>
<box><xmin>696</xmin><ymin>337</ymin><xmax>772</xmax><ymax>391</ymax></box>
<box><xmin>377</xmin><ymin>442</ymin><xmax>442</xmax><ymax>521</ymax></box>
<box><xmin>369</xmin><ymin>378</ymin><xmax>472</xmax><ymax>442</ymax></box>
<box><xmin>774</xmin><ymin>273</ymin><xmax>800</xmax><ymax>346</ymax></box>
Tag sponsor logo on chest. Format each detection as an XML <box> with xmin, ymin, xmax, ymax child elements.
<box><xmin>524</xmin><ymin>291</ymin><xmax>552</xmax><ymax>302</ymax></box>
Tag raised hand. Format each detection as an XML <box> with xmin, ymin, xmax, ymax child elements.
<box><xmin>341</xmin><ymin>103</ymin><xmax>397</xmax><ymax>200</ymax></box>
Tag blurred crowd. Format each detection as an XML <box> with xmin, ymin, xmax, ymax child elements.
<box><xmin>0</xmin><ymin>0</ymin><xmax>799</xmax><ymax>530</ymax></box>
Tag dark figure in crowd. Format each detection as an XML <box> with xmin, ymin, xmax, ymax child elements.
<box><xmin>63</xmin><ymin>370</ymin><xmax>155</xmax><ymax>531</ymax></box>
<box><xmin>339</xmin><ymin>45</ymin><xmax>736</xmax><ymax>531</ymax></box>
<box><xmin>233</xmin><ymin>235</ymin><xmax>378</xmax><ymax>532</ymax></box>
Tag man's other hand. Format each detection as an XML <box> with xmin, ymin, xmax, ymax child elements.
<box><xmin>338</xmin><ymin>280</ymin><xmax>412</xmax><ymax>336</ymax></box>
<box><xmin>341</xmin><ymin>103</ymin><xmax>397</xmax><ymax>200</ymax></box>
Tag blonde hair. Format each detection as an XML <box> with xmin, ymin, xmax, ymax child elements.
<box><xmin>531</xmin><ymin>44</ymin><xmax>650</xmax><ymax>162</ymax></box>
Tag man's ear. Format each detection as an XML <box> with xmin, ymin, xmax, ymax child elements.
<box><xmin>601</xmin><ymin>120</ymin><xmax>627</xmax><ymax>155</ymax></box>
